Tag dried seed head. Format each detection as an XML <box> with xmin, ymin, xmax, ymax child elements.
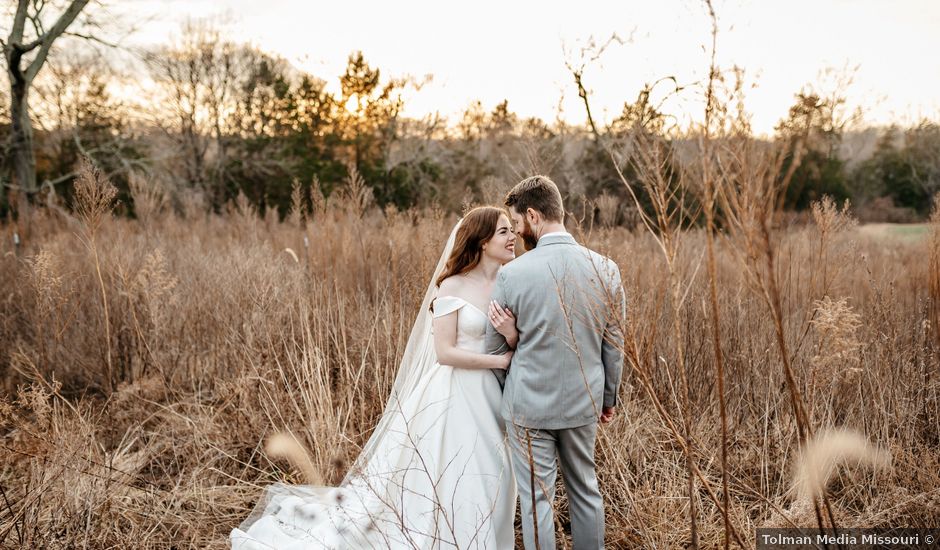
<box><xmin>795</xmin><ymin>429</ymin><xmax>890</xmax><ymax>503</ymax></box>
<box><xmin>266</xmin><ymin>432</ymin><xmax>322</xmax><ymax>485</ymax></box>
<box><xmin>28</xmin><ymin>249</ymin><xmax>63</xmax><ymax>316</ymax></box>
<box><xmin>74</xmin><ymin>157</ymin><xmax>118</xmax><ymax>234</ymax></box>
<box><xmin>811</xmin><ymin>196</ymin><xmax>856</xmax><ymax>236</ymax></box>
<box><xmin>810</xmin><ymin>295</ymin><xmax>863</xmax><ymax>375</ymax></box>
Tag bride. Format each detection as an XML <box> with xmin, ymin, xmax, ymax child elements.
<box><xmin>231</xmin><ymin>206</ymin><xmax>520</xmax><ymax>549</ymax></box>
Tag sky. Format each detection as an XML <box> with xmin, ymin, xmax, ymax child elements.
<box><xmin>119</xmin><ymin>0</ymin><xmax>940</xmax><ymax>135</ymax></box>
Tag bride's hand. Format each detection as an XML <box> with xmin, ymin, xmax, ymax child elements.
<box><xmin>498</xmin><ymin>350</ymin><xmax>514</xmax><ymax>370</ymax></box>
<box><xmin>488</xmin><ymin>301</ymin><xmax>518</xmax><ymax>340</ymax></box>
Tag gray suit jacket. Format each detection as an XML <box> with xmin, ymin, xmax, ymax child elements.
<box><xmin>485</xmin><ymin>233</ymin><xmax>625</xmax><ymax>429</ymax></box>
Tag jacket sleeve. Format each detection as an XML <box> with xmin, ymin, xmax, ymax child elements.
<box><xmin>485</xmin><ymin>270</ymin><xmax>511</xmax><ymax>355</ymax></box>
<box><xmin>602</xmin><ymin>262</ymin><xmax>625</xmax><ymax>408</ymax></box>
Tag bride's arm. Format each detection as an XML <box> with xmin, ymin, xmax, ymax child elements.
<box><xmin>433</xmin><ymin>312</ymin><xmax>512</xmax><ymax>370</ymax></box>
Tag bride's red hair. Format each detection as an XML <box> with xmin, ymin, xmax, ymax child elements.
<box><xmin>435</xmin><ymin>206</ymin><xmax>507</xmax><ymax>288</ymax></box>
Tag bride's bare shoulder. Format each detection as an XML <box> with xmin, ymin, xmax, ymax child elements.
<box><xmin>437</xmin><ymin>275</ymin><xmax>465</xmax><ymax>296</ymax></box>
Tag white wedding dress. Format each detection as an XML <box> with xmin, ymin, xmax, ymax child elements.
<box><xmin>231</xmin><ymin>222</ymin><xmax>516</xmax><ymax>549</ymax></box>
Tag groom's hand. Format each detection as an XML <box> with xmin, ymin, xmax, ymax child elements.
<box><xmin>600</xmin><ymin>406</ymin><xmax>616</xmax><ymax>424</ymax></box>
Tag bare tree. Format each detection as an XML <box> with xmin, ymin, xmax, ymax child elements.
<box><xmin>30</xmin><ymin>49</ymin><xmax>144</xmax><ymax>191</ymax></box>
<box><xmin>2</xmin><ymin>0</ymin><xmax>91</xmax><ymax>198</ymax></box>
<box><xmin>562</xmin><ymin>33</ymin><xmax>626</xmax><ymax>143</ymax></box>
<box><xmin>145</xmin><ymin>21</ymin><xmax>293</xmax><ymax>198</ymax></box>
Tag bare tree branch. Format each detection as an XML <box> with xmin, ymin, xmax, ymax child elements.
<box><xmin>62</xmin><ymin>30</ymin><xmax>119</xmax><ymax>48</ymax></box>
<box><xmin>9</xmin><ymin>0</ymin><xmax>29</xmax><ymax>45</ymax></box>
<box><xmin>24</xmin><ymin>0</ymin><xmax>91</xmax><ymax>84</ymax></box>
<box><xmin>563</xmin><ymin>32</ymin><xmax>631</xmax><ymax>143</ymax></box>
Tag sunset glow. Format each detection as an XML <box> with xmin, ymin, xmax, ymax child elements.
<box><xmin>123</xmin><ymin>0</ymin><xmax>940</xmax><ymax>135</ymax></box>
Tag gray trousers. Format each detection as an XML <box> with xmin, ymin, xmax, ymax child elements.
<box><xmin>506</xmin><ymin>422</ymin><xmax>604</xmax><ymax>550</ymax></box>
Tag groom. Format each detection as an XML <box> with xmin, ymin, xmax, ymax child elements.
<box><xmin>485</xmin><ymin>175</ymin><xmax>625</xmax><ymax>550</ymax></box>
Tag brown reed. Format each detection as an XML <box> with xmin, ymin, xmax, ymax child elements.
<box><xmin>0</xmin><ymin>169</ymin><xmax>936</xmax><ymax>548</ymax></box>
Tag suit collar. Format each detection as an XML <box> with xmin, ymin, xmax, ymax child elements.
<box><xmin>536</xmin><ymin>233</ymin><xmax>577</xmax><ymax>248</ymax></box>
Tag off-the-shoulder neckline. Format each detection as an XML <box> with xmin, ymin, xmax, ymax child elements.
<box><xmin>436</xmin><ymin>295</ymin><xmax>486</xmax><ymax>316</ymax></box>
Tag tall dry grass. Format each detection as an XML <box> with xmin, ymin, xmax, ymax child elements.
<box><xmin>0</xmin><ymin>159</ymin><xmax>938</xmax><ymax>548</ymax></box>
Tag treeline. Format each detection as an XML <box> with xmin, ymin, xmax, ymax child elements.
<box><xmin>1</xmin><ymin>25</ymin><xmax>938</xmax><ymax>223</ymax></box>
<box><xmin>775</xmin><ymin>93</ymin><xmax>940</xmax><ymax>220</ymax></box>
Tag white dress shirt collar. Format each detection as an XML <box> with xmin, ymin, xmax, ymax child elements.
<box><xmin>538</xmin><ymin>230</ymin><xmax>571</xmax><ymax>241</ymax></box>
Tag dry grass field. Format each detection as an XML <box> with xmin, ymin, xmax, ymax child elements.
<box><xmin>0</xmin><ymin>169</ymin><xmax>938</xmax><ymax>549</ymax></box>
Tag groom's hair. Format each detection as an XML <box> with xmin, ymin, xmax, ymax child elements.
<box><xmin>504</xmin><ymin>175</ymin><xmax>564</xmax><ymax>223</ymax></box>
